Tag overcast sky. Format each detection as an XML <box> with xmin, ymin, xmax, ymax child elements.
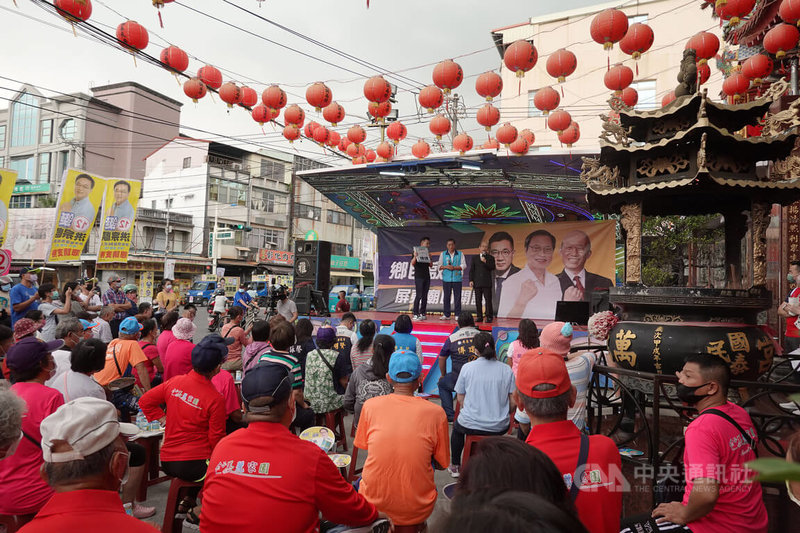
<box><xmin>1</xmin><ymin>0</ymin><xmax>612</xmax><ymax>164</ymax></box>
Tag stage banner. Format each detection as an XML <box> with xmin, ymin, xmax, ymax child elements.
<box><xmin>376</xmin><ymin>220</ymin><xmax>616</xmax><ymax>320</ymax></box>
<box><xmin>97</xmin><ymin>178</ymin><xmax>141</xmax><ymax>263</ymax></box>
<box><xmin>0</xmin><ymin>169</ymin><xmax>18</xmax><ymax>248</ymax></box>
<box><xmin>47</xmin><ymin>169</ymin><xmax>106</xmax><ymax>263</ymax></box>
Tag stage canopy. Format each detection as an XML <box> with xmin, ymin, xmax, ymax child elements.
<box><xmin>296</xmin><ymin>149</ymin><xmax>599</xmax><ymax>230</ymax></box>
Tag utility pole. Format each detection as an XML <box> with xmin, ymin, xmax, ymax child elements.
<box><xmin>444</xmin><ymin>92</ymin><xmax>463</xmax><ymax>148</ymax></box>
<box><xmin>212</xmin><ymin>203</ymin><xmax>219</xmax><ymax>276</ymax></box>
<box><xmin>164</xmin><ymin>194</ymin><xmax>171</xmax><ymax>261</ymax></box>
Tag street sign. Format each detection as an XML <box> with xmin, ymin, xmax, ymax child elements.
<box><xmin>212</xmin><ymin>231</ymin><xmax>234</xmax><ymax>240</ymax></box>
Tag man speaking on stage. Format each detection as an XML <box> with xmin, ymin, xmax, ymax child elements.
<box><xmin>469</xmin><ymin>240</ymin><xmax>495</xmax><ymax>323</ymax></box>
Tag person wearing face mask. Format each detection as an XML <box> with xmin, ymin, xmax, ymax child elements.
<box><xmin>275</xmin><ymin>286</ymin><xmax>298</xmax><ymax>323</ymax></box>
<box><xmin>46</xmin><ymin>318</ymin><xmax>93</xmax><ymax>387</ymax></box>
<box><xmin>10</xmin><ymin>267</ymin><xmax>41</xmax><ymax>328</ymax></box>
<box><xmin>778</xmin><ymin>261</ymin><xmax>800</xmax><ymax>354</ymax></box>
<box><xmin>18</xmin><ymin>397</ymin><xmax>158</xmax><ymax>532</ymax></box>
<box><xmin>102</xmin><ymin>276</ymin><xmax>132</xmax><ymax>339</ymax></box>
<box><xmin>0</xmin><ymin>336</ymin><xmax>65</xmax><ymax>520</ymax></box>
<box><xmin>233</xmin><ymin>282</ymin><xmax>258</xmax><ymax>311</ymax></box>
<box><xmin>36</xmin><ymin>283</ymin><xmax>73</xmax><ymax>342</ymax></box>
<box><xmin>155</xmin><ymin>279</ymin><xmax>179</xmax><ymax>317</ymax></box>
<box><xmin>0</xmin><ymin>275</ymin><xmax>13</xmax><ymax>327</ymax></box>
<box><xmin>648</xmin><ymin>354</ymin><xmax>767</xmax><ymax>533</ymax></box>
<box><xmin>76</xmin><ymin>278</ymin><xmax>103</xmax><ymax>313</ymax></box>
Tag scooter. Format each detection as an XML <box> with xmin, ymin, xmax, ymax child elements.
<box><xmin>207</xmin><ymin>299</ymin><xmax>231</xmax><ymax>332</ymax></box>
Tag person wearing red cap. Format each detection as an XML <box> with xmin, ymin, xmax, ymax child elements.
<box><xmin>514</xmin><ymin>348</ymin><xmax>621</xmax><ymax>533</ymax></box>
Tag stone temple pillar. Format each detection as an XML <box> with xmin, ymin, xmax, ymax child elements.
<box><xmin>751</xmin><ymin>201</ymin><xmax>770</xmax><ymax>287</ymax></box>
<box><xmin>621</xmin><ymin>202</ymin><xmax>642</xmax><ymax>284</ymax></box>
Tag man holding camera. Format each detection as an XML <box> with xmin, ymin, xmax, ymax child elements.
<box><xmin>275</xmin><ymin>286</ymin><xmax>298</xmax><ymax>323</ymax></box>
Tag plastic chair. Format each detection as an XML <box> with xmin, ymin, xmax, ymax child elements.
<box><xmin>348</xmin><ymin>445</ymin><xmax>364</xmax><ymax>483</ymax></box>
<box><xmin>316</xmin><ymin>408</ymin><xmax>348</xmax><ymax>452</ymax></box>
<box><xmin>0</xmin><ymin>513</ymin><xmax>34</xmax><ymax>533</ymax></box>
<box><xmin>161</xmin><ymin>477</ymin><xmax>203</xmax><ymax>533</ymax></box>
<box><xmin>461</xmin><ymin>412</ymin><xmax>514</xmax><ymax>469</ymax></box>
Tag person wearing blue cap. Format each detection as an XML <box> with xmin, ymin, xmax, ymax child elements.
<box><xmin>354</xmin><ymin>349</ymin><xmax>450</xmax><ymax>528</ymax></box>
<box><xmin>94</xmin><ymin>317</ymin><xmax>151</xmax><ymax>418</ymax></box>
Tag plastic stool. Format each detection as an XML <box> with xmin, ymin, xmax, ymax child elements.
<box><xmin>161</xmin><ymin>477</ymin><xmax>203</xmax><ymax>533</ymax></box>
<box><xmin>348</xmin><ymin>445</ymin><xmax>364</xmax><ymax>482</ymax></box>
<box><xmin>462</xmin><ymin>434</ymin><xmax>490</xmax><ymax>469</ymax></box>
<box><xmin>316</xmin><ymin>408</ymin><xmax>348</xmax><ymax>452</ymax></box>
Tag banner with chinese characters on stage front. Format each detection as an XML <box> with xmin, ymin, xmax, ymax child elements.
<box><xmin>376</xmin><ymin>220</ymin><xmax>616</xmax><ymax>320</ymax></box>
<box><xmin>0</xmin><ymin>169</ymin><xmax>18</xmax><ymax>249</ymax></box>
<box><xmin>47</xmin><ymin>169</ymin><xmax>106</xmax><ymax>263</ymax></box>
<box><xmin>97</xmin><ymin>178</ymin><xmax>141</xmax><ymax>263</ymax></box>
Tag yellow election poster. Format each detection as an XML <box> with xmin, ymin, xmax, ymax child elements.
<box><xmin>48</xmin><ymin>168</ymin><xmax>106</xmax><ymax>263</ymax></box>
<box><xmin>97</xmin><ymin>178</ymin><xmax>141</xmax><ymax>263</ymax></box>
<box><xmin>0</xmin><ymin>169</ymin><xmax>19</xmax><ymax>249</ymax></box>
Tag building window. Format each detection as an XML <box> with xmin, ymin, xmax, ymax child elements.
<box><xmin>528</xmin><ymin>90</ymin><xmax>542</xmax><ymax>117</ymax></box>
<box><xmin>326</xmin><ymin>210</ymin><xmax>352</xmax><ymax>226</ymax></box>
<box><xmin>39</xmin><ymin>153</ymin><xmax>50</xmax><ymax>183</ymax></box>
<box><xmin>10</xmin><ymin>93</ymin><xmax>39</xmax><ymax>148</ymax></box>
<box><xmin>0</xmin><ymin>156</ymin><xmax>4</xmax><ymax>167</ymax></box>
<box><xmin>151</xmin><ymin>200</ymin><xmax>156</xmax><ymax>209</ymax></box>
<box><xmin>182</xmin><ymin>157</ymin><xmax>191</xmax><ymax>169</ymax></box>
<box><xmin>8</xmin><ymin>155</ymin><xmax>35</xmax><ymax>182</ymax></box>
<box><xmin>332</xmin><ymin>243</ymin><xmax>348</xmax><ymax>256</ymax></box>
<box><xmin>297</xmin><ymin>203</ymin><xmax>321</xmax><ymax>221</ymax></box>
<box><xmin>0</xmin><ymin>125</ymin><xmax>6</xmax><ymax>149</ymax></box>
<box><xmin>263</xmin><ymin>229</ymin><xmax>284</xmax><ymax>249</ymax></box>
<box><xmin>165</xmin><ymin>197</ymin><xmax>173</xmax><ymax>209</ymax></box>
<box><xmin>630</xmin><ymin>80</ymin><xmax>657</xmax><ymax>110</ymax></box>
<box><xmin>59</xmin><ymin>150</ymin><xmax>69</xmax><ymax>180</ymax></box>
<box><xmin>530</xmin><ymin>146</ymin><xmax>552</xmax><ymax>153</ymax></box>
<box><xmin>260</xmin><ymin>159</ymin><xmax>285</xmax><ymax>181</ymax></box>
<box><xmin>59</xmin><ymin>119</ymin><xmax>76</xmax><ymax>141</ymax></box>
<box><xmin>628</xmin><ymin>14</ymin><xmax>648</xmax><ymax>24</ymax></box>
<box><xmin>40</xmin><ymin>119</ymin><xmax>53</xmax><ymax>144</ymax></box>
<box><xmin>10</xmin><ymin>195</ymin><xmax>32</xmax><ymax>209</ymax></box>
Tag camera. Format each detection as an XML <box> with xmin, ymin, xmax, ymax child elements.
<box><xmin>267</xmin><ymin>284</ymin><xmax>289</xmax><ymax>310</ymax></box>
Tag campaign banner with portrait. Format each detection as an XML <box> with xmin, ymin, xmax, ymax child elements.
<box><xmin>97</xmin><ymin>178</ymin><xmax>141</xmax><ymax>263</ymax></box>
<box><xmin>376</xmin><ymin>220</ymin><xmax>616</xmax><ymax>320</ymax></box>
<box><xmin>47</xmin><ymin>169</ymin><xmax>106</xmax><ymax>263</ymax></box>
<box><xmin>0</xmin><ymin>169</ymin><xmax>18</xmax><ymax>249</ymax></box>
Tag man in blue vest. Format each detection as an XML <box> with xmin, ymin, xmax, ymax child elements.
<box><xmin>437</xmin><ymin>311</ymin><xmax>480</xmax><ymax>421</ymax></box>
<box><xmin>436</xmin><ymin>238</ymin><xmax>466</xmax><ymax>320</ymax></box>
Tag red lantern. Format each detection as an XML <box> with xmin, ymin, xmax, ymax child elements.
<box><xmin>520</xmin><ymin>129</ymin><xmax>535</xmax><ymax>145</ymax></box>
<box><xmin>418</xmin><ymin>85</ymin><xmax>444</xmax><ymax>113</ymax></box>
<box><xmin>547</xmin><ymin>109</ymin><xmax>572</xmax><ymax>133</ymax></box>
<box><xmin>347</xmin><ymin>143</ymin><xmax>366</xmax><ymax>158</ymax></box>
<box><xmin>376</xmin><ymin>141</ymin><xmax>394</xmax><ymax>161</ymax></box>
<box><xmin>742</xmin><ymin>54</ymin><xmax>773</xmax><ymax>83</ymax></box>
<box><xmin>365</xmin><ymin>149</ymin><xmax>377</xmax><ymax>163</ymax></box>
<box><xmin>322</xmin><ymin>102</ymin><xmax>346</xmax><ymax>126</ymax></box>
<box><xmin>496</xmin><ymin>123</ymin><xmax>518</xmax><ymax>147</ymax></box>
<box><xmin>54</xmin><ymin>0</ymin><xmax>93</xmax><ymax>23</ymax></box>
<box><xmin>304</xmin><ymin>122</ymin><xmax>321</xmax><ymax>139</ymax></box>
<box><xmin>197</xmin><ymin>65</ymin><xmax>222</xmax><ymax>90</ymax></box>
<box><xmin>604</xmin><ymin>64</ymin><xmax>634</xmax><ymax>93</ymax></box>
<box><xmin>717</xmin><ymin>0</ymin><xmax>756</xmax><ymax>26</ymax></box>
<box><xmin>313</xmin><ymin>126</ymin><xmax>330</xmax><ymax>145</ymax></box>
<box><xmin>352</xmin><ymin>156</ymin><xmax>367</xmax><ymax>165</ymax></box>
<box><xmin>546</xmin><ymin>49</ymin><xmax>577</xmax><ymax>83</ymax></box>
<box><xmin>620</xmin><ymin>87</ymin><xmax>638</xmax><ymax>107</ymax></box>
<box><xmin>509</xmin><ymin>137</ymin><xmax>530</xmax><ymax>156</ymax></box>
<box><xmin>284</xmin><ymin>105</ymin><xmax>305</xmax><ymax>127</ymax></box>
<box><xmin>327</xmin><ymin>131</ymin><xmax>341</xmax><ymax>148</ymax></box>
<box><xmin>780</xmin><ymin>0</ymin><xmax>800</xmax><ymax>25</ymax></box>
<box><xmin>252</xmin><ymin>105</ymin><xmax>271</xmax><ymax>125</ymax></box>
<box><xmin>481</xmin><ymin>138</ymin><xmax>500</xmax><ymax>150</ymax></box>
<box><xmin>339</xmin><ymin>137</ymin><xmax>352</xmax><ymax>152</ymax></box>
<box><xmin>432</xmin><ymin>60</ymin><xmax>463</xmax><ymax>94</ymax></box>
<box><xmin>306</xmin><ymin>82</ymin><xmax>332</xmax><ymax>112</ymax></box>
<box><xmin>262</xmin><ymin>85</ymin><xmax>287</xmax><ymax>111</ymax></box>
<box><xmin>183</xmin><ymin>78</ymin><xmax>206</xmax><ymax>103</ymax></box>
<box><xmin>283</xmin><ymin>124</ymin><xmax>301</xmax><ymax>143</ymax></box>
<box><xmin>533</xmin><ymin>87</ymin><xmax>560</xmax><ymax>115</ymax></box>
<box><xmin>590</xmin><ymin>8</ymin><xmax>629</xmax><ymax>50</ymax></box>
<box><xmin>662</xmin><ymin>91</ymin><xmax>676</xmax><ymax>107</ymax></box>
<box><xmin>239</xmin><ymin>86</ymin><xmax>257</xmax><ymax>108</ymax></box>
<box><xmin>619</xmin><ymin>23</ymin><xmax>654</xmax><ymax>60</ymax></box>
<box><xmin>151</xmin><ymin>0</ymin><xmax>174</xmax><ymax>27</ymax></box>
<box><xmin>116</xmin><ymin>21</ymin><xmax>149</xmax><ymax>52</ymax></box>
<box><xmin>363</xmin><ymin>76</ymin><xmax>392</xmax><ymax>103</ymax></box>
<box><xmin>219</xmin><ymin>82</ymin><xmax>242</xmax><ymax>108</ymax></box>
<box><xmin>429</xmin><ymin>115</ymin><xmax>451</xmax><ymax>140</ymax></box>
<box><xmin>368</xmin><ymin>101</ymin><xmax>392</xmax><ymax>121</ymax></box>
<box><xmin>764</xmin><ymin>23</ymin><xmax>800</xmax><ymax>58</ymax></box>
<box><xmin>453</xmin><ymin>133</ymin><xmax>473</xmax><ymax>154</ymax></box>
<box><xmin>386</xmin><ymin>122</ymin><xmax>408</xmax><ymax>144</ymax></box>
<box><xmin>685</xmin><ymin>32</ymin><xmax>720</xmax><ymax>64</ymax></box>
<box><xmin>347</xmin><ymin>125</ymin><xmax>367</xmax><ymax>145</ymax></box>
<box><xmin>476</xmin><ymin>103</ymin><xmax>500</xmax><ymax>131</ymax></box>
<box><xmin>558</xmin><ymin>122</ymin><xmax>580</xmax><ymax>147</ymax></box>
<box><xmin>697</xmin><ymin>63</ymin><xmax>711</xmax><ymax>85</ymax></box>
<box><xmin>475</xmin><ymin>72</ymin><xmax>503</xmax><ymax>101</ymax></box>
<box><xmin>412</xmin><ymin>140</ymin><xmax>431</xmax><ymax>159</ymax></box>
<box><xmin>159</xmin><ymin>45</ymin><xmax>188</xmax><ymax>72</ymax></box>
<box><xmin>503</xmin><ymin>40</ymin><xmax>538</xmax><ymax>78</ymax></box>
<box><xmin>722</xmin><ymin>72</ymin><xmax>750</xmax><ymax>101</ymax></box>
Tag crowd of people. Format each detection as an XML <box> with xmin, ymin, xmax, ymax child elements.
<box><xmin>0</xmin><ymin>272</ymin><xmax>792</xmax><ymax>532</ymax></box>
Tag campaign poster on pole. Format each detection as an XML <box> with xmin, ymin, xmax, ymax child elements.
<box><xmin>0</xmin><ymin>169</ymin><xmax>18</xmax><ymax>249</ymax></box>
<box><xmin>47</xmin><ymin>169</ymin><xmax>106</xmax><ymax>263</ymax></box>
<box><xmin>97</xmin><ymin>178</ymin><xmax>142</xmax><ymax>263</ymax></box>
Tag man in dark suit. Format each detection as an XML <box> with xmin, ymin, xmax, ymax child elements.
<box><xmin>556</xmin><ymin>229</ymin><xmax>613</xmax><ymax>301</ymax></box>
<box><xmin>469</xmin><ymin>240</ymin><xmax>496</xmax><ymax>322</ymax></box>
<box><xmin>489</xmin><ymin>231</ymin><xmax>520</xmax><ymax>313</ymax></box>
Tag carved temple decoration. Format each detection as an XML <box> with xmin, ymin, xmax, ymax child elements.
<box><xmin>705</xmin><ymin>153</ymin><xmax>750</xmax><ymax>174</ymax></box>
<box><xmin>580</xmin><ymin>157</ymin><xmax>620</xmax><ymax>188</ymax></box>
<box><xmin>751</xmin><ymin>201</ymin><xmax>770</xmax><ymax>287</ymax></box>
<box><xmin>620</xmin><ymin>202</ymin><xmax>642</xmax><ymax>284</ymax></box>
<box><xmin>599</xmin><ymin>113</ymin><xmax>632</xmax><ymax>147</ymax></box>
<box><xmin>651</xmin><ymin>115</ymin><xmax>693</xmax><ymax>136</ymax></box>
<box><xmin>636</xmin><ymin>153</ymin><xmax>690</xmax><ymax>179</ymax></box>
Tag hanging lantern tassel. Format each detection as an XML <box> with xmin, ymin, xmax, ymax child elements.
<box><xmin>131</xmin><ymin>52</ymin><xmax>137</xmax><ymax>68</ymax></box>
<box><xmin>173</xmin><ymin>73</ymin><xmax>181</xmax><ymax>86</ymax></box>
<box><xmin>70</xmin><ymin>22</ymin><xmax>77</xmax><ymax>38</ymax></box>
<box><xmin>261</xmin><ymin>125</ymin><xmax>266</xmax><ymax>136</ymax></box>
<box><xmin>158</xmin><ymin>10</ymin><xmax>164</xmax><ymax>28</ymax></box>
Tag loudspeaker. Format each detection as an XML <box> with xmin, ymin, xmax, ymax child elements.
<box><xmin>293</xmin><ymin>240</ymin><xmax>331</xmax><ymax>295</ymax></box>
<box><xmin>291</xmin><ymin>284</ymin><xmax>330</xmax><ymax>317</ymax></box>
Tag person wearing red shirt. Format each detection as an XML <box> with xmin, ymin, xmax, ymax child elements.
<box><xmin>156</xmin><ymin>311</ymin><xmax>179</xmax><ymax>359</ymax></box>
<box><xmin>136</xmin><ymin>319</ymin><xmax>163</xmax><ymax>387</ymax></box>
<box><xmin>514</xmin><ymin>348</ymin><xmax>622</xmax><ymax>533</ymax></box>
<box><xmin>335</xmin><ymin>290</ymin><xmax>350</xmax><ymax>313</ymax></box>
<box><xmin>138</xmin><ymin>333</ymin><xmax>227</xmax><ymax>529</ymax></box>
<box><xmin>161</xmin><ymin>317</ymin><xmax>196</xmax><ymax>381</ymax></box>
<box><xmin>19</xmin><ymin>397</ymin><xmax>157</xmax><ymax>533</ymax></box>
<box><xmin>200</xmin><ymin>362</ymin><xmax>388</xmax><ymax>533</ymax></box>
<box><xmin>778</xmin><ymin>260</ymin><xmax>800</xmax><ymax>353</ymax></box>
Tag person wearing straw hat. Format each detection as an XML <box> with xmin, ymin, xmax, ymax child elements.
<box><xmin>162</xmin><ymin>317</ymin><xmax>197</xmax><ymax>381</ymax></box>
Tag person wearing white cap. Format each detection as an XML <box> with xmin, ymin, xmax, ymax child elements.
<box><xmin>17</xmin><ymin>397</ymin><xmax>158</xmax><ymax>533</ymax></box>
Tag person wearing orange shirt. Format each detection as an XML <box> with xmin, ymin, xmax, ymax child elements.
<box><xmin>93</xmin><ymin>317</ymin><xmax>151</xmax><ymax>418</ymax></box>
<box><xmin>355</xmin><ymin>349</ymin><xmax>450</xmax><ymax>529</ymax></box>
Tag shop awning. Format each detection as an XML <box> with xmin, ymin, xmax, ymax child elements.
<box><xmin>261</xmin><ymin>265</ymin><xmax>293</xmax><ymax>274</ymax></box>
<box><xmin>331</xmin><ymin>270</ymin><xmax>364</xmax><ymax>278</ymax></box>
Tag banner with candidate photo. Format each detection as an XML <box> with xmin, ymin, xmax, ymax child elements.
<box><xmin>47</xmin><ymin>168</ymin><xmax>106</xmax><ymax>263</ymax></box>
<box><xmin>97</xmin><ymin>178</ymin><xmax>141</xmax><ymax>263</ymax></box>
<box><xmin>376</xmin><ymin>220</ymin><xmax>616</xmax><ymax>320</ymax></box>
<box><xmin>0</xmin><ymin>169</ymin><xmax>18</xmax><ymax>249</ymax></box>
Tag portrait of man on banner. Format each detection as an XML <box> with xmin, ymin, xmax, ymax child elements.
<box><xmin>48</xmin><ymin>169</ymin><xmax>106</xmax><ymax>263</ymax></box>
<box><xmin>0</xmin><ymin>169</ymin><xmax>19</xmax><ymax>248</ymax></box>
<box><xmin>97</xmin><ymin>178</ymin><xmax>141</xmax><ymax>264</ymax></box>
